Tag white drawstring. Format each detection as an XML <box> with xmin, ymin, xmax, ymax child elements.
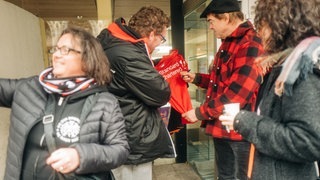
<box><xmin>315</xmin><ymin>161</ymin><xmax>319</xmax><ymax>177</ymax></box>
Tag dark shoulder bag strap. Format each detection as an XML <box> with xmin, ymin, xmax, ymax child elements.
<box><xmin>42</xmin><ymin>95</ymin><xmax>64</xmax><ymax>180</ymax></box>
<box><xmin>43</xmin><ymin>95</ymin><xmax>57</xmax><ymax>153</ymax></box>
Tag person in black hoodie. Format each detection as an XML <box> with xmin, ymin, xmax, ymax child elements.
<box><xmin>1</xmin><ymin>26</ymin><xmax>129</xmax><ymax>180</ymax></box>
<box><xmin>97</xmin><ymin>6</ymin><xmax>175</xmax><ymax>180</ymax></box>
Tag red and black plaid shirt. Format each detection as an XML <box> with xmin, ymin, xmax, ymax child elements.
<box><xmin>194</xmin><ymin>21</ymin><xmax>264</xmax><ymax>140</ymax></box>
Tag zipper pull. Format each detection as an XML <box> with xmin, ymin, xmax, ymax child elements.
<box><xmin>58</xmin><ymin>97</ymin><xmax>64</xmax><ymax>106</ymax></box>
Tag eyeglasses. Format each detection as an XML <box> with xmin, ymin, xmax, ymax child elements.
<box><xmin>50</xmin><ymin>46</ymin><xmax>81</xmax><ymax>55</ymax></box>
<box><xmin>159</xmin><ymin>34</ymin><xmax>166</xmax><ymax>44</ymax></box>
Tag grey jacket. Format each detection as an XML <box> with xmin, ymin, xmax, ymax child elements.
<box><xmin>234</xmin><ymin>65</ymin><xmax>320</xmax><ymax>179</ymax></box>
<box><xmin>0</xmin><ymin>76</ymin><xmax>129</xmax><ymax>180</ymax></box>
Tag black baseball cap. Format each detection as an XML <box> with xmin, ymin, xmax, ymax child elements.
<box><xmin>200</xmin><ymin>0</ymin><xmax>241</xmax><ymax>18</ymax></box>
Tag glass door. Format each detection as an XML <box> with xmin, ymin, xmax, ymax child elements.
<box><xmin>184</xmin><ymin>1</ymin><xmax>215</xmax><ymax>179</ymax></box>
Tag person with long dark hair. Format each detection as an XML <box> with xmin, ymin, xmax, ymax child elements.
<box><xmin>219</xmin><ymin>0</ymin><xmax>320</xmax><ymax>179</ymax></box>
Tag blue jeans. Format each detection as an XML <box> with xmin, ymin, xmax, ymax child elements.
<box><xmin>214</xmin><ymin>138</ymin><xmax>250</xmax><ymax>180</ymax></box>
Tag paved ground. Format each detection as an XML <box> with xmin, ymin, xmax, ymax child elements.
<box><xmin>153</xmin><ymin>160</ymin><xmax>201</xmax><ymax>180</ymax></box>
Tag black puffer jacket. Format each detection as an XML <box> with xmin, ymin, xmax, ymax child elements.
<box><xmin>97</xmin><ymin>18</ymin><xmax>176</xmax><ymax>165</ymax></box>
<box><xmin>0</xmin><ymin>76</ymin><xmax>129</xmax><ymax>180</ymax></box>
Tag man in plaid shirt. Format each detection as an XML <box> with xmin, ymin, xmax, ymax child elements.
<box><xmin>181</xmin><ymin>0</ymin><xmax>264</xmax><ymax>179</ymax></box>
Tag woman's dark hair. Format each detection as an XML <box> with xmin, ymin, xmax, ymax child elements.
<box><xmin>254</xmin><ymin>0</ymin><xmax>320</xmax><ymax>53</ymax></box>
<box><xmin>59</xmin><ymin>26</ymin><xmax>112</xmax><ymax>85</ymax></box>
<box><xmin>128</xmin><ymin>6</ymin><xmax>170</xmax><ymax>37</ymax></box>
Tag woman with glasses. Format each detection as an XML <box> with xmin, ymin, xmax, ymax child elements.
<box><xmin>1</xmin><ymin>26</ymin><xmax>129</xmax><ymax>180</ymax></box>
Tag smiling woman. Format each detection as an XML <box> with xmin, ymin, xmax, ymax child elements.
<box><xmin>0</xmin><ymin>26</ymin><xmax>129</xmax><ymax>180</ymax></box>
<box><xmin>51</xmin><ymin>33</ymin><xmax>85</xmax><ymax>79</ymax></box>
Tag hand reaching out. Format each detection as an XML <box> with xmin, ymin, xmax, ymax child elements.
<box><xmin>180</xmin><ymin>71</ymin><xmax>195</xmax><ymax>83</ymax></box>
<box><xmin>182</xmin><ymin>109</ymin><xmax>199</xmax><ymax>123</ymax></box>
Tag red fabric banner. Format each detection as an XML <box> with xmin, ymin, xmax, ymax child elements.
<box><xmin>155</xmin><ymin>49</ymin><xmax>193</xmax><ymax>124</ymax></box>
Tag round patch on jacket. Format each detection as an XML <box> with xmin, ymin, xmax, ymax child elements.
<box><xmin>56</xmin><ymin>116</ymin><xmax>80</xmax><ymax>143</ymax></box>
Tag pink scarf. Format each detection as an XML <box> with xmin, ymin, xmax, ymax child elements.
<box><xmin>275</xmin><ymin>37</ymin><xmax>320</xmax><ymax>96</ymax></box>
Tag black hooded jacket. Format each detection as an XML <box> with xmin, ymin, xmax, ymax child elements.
<box><xmin>97</xmin><ymin>18</ymin><xmax>176</xmax><ymax>165</ymax></box>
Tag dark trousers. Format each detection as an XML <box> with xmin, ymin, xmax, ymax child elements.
<box><xmin>214</xmin><ymin>138</ymin><xmax>250</xmax><ymax>180</ymax></box>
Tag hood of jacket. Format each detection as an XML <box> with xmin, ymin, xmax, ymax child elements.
<box><xmin>97</xmin><ymin>18</ymin><xmax>152</xmax><ymax>56</ymax></box>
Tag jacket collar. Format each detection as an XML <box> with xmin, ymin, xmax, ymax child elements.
<box><xmin>228</xmin><ymin>20</ymin><xmax>254</xmax><ymax>38</ymax></box>
<box><xmin>107</xmin><ymin>18</ymin><xmax>148</xmax><ymax>44</ymax></box>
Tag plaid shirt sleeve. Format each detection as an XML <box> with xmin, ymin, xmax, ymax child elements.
<box><xmin>196</xmin><ymin>37</ymin><xmax>264</xmax><ymax>120</ymax></box>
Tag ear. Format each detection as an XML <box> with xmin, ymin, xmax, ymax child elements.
<box><xmin>147</xmin><ymin>30</ymin><xmax>156</xmax><ymax>41</ymax></box>
<box><xmin>224</xmin><ymin>13</ymin><xmax>230</xmax><ymax>23</ymax></box>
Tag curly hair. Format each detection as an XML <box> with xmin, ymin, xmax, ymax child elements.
<box><xmin>128</xmin><ymin>6</ymin><xmax>170</xmax><ymax>37</ymax></box>
<box><xmin>254</xmin><ymin>0</ymin><xmax>320</xmax><ymax>53</ymax></box>
<box><xmin>60</xmin><ymin>26</ymin><xmax>112</xmax><ymax>85</ymax></box>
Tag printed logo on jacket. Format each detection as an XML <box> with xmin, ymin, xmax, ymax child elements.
<box><xmin>56</xmin><ymin>116</ymin><xmax>80</xmax><ymax>143</ymax></box>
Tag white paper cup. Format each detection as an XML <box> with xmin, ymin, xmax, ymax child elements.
<box><xmin>223</xmin><ymin>103</ymin><xmax>240</xmax><ymax>116</ymax></box>
<box><xmin>223</xmin><ymin>103</ymin><xmax>240</xmax><ymax>133</ymax></box>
